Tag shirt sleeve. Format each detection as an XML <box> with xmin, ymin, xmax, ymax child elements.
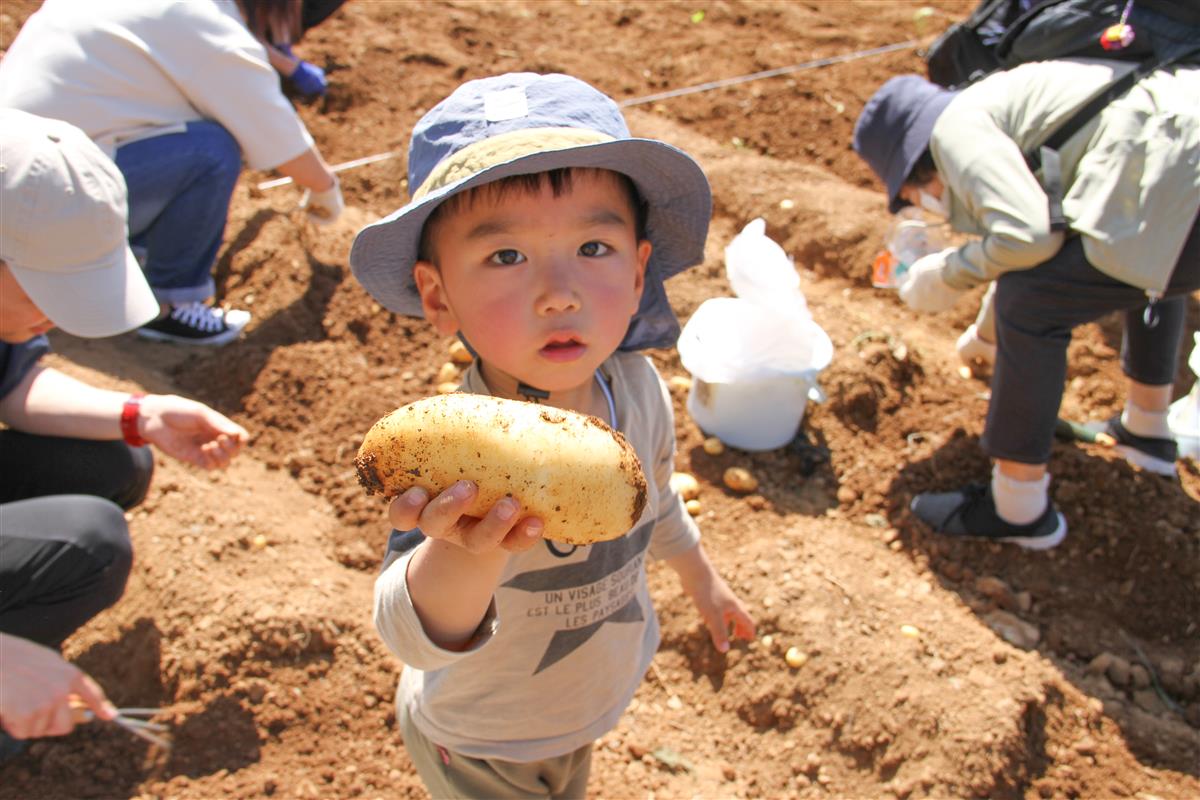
<box><xmin>931</xmin><ymin>77</ymin><xmax>1065</xmax><ymax>290</ymax></box>
<box><xmin>149</xmin><ymin>2</ymin><xmax>314</xmax><ymax>170</ymax></box>
<box><xmin>373</xmin><ymin>547</ymin><xmax>499</xmax><ymax>671</ymax></box>
<box><xmin>0</xmin><ymin>336</ymin><xmax>49</xmax><ymax>401</ymax></box>
<box><xmin>643</xmin><ymin>367</ymin><xmax>701</xmax><ymax>562</ymax></box>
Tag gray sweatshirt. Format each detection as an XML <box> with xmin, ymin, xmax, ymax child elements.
<box><xmin>373</xmin><ymin>351</ymin><xmax>700</xmax><ymax>761</ymax></box>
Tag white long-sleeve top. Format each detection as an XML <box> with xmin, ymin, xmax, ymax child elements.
<box><xmin>0</xmin><ymin>0</ymin><xmax>313</xmax><ymax>169</ymax></box>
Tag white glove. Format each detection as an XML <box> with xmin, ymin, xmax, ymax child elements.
<box><xmin>898</xmin><ymin>247</ymin><xmax>963</xmax><ymax>313</ymax></box>
<box><xmin>956</xmin><ymin>323</ymin><xmax>996</xmax><ymax>368</ymax></box>
<box><xmin>300</xmin><ymin>176</ymin><xmax>344</xmax><ymax>226</ymax></box>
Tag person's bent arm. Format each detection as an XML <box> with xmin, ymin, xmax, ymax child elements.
<box><xmin>0</xmin><ymin>633</ymin><xmax>116</xmax><ymax>740</ymax></box>
<box><xmin>274</xmin><ymin>146</ymin><xmax>336</xmax><ymax>192</ymax></box>
<box><xmin>929</xmin><ymin>78</ymin><xmax>1066</xmax><ymax>289</ymax></box>
<box><xmin>0</xmin><ymin>364</ymin><xmax>249</xmax><ymax>469</ymax></box>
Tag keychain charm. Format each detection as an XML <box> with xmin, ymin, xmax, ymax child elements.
<box><xmin>1100</xmin><ymin>22</ymin><xmax>1135</xmax><ymax>50</ymax></box>
<box><xmin>1100</xmin><ymin>0</ymin><xmax>1136</xmax><ymax>51</ymax></box>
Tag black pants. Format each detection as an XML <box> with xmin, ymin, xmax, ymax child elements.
<box><xmin>0</xmin><ymin>432</ymin><xmax>153</xmax><ymax>648</ymax></box>
<box><xmin>984</xmin><ymin>213</ymin><xmax>1200</xmax><ymax>464</ymax></box>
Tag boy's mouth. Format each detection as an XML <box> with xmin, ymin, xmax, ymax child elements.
<box><xmin>539</xmin><ymin>333</ymin><xmax>586</xmax><ymax>362</ymax></box>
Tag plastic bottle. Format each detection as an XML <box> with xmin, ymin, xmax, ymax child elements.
<box><xmin>871</xmin><ymin>208</ymin><xmax>945</xmax><ymax>288</ymax></box>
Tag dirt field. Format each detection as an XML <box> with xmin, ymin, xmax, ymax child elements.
<box><xmin>2</xmin><ymin>1</ymin><xmax>1198</xmax><ymax>798</ymax></box>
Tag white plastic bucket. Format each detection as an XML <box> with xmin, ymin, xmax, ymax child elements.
<box><xmin>678</xmin><ymin>297</ymin><xmax>832</xmax><ymax>451</ymax></box>
<box><xmin>686</xmin><ymin>372</ymin><xmax>824</xmax><ymax>451</ymax></box>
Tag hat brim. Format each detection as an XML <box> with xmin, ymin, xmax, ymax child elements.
<box><xmin>350</xmin><ymin>137</ymin><xmax>712</xmax><ymax>350</ymax></box>
<box><xmin>885</xmin><ymin>89</ymin><xmax>957</xmax><ymax>214</ymax></box>
<box><xmin>7</xmin><ymin>242</ymin><xmax>159</xmax><ymax>338</ymax></box>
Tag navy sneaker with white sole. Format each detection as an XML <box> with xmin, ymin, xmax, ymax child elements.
<box><xmin>137</xmin><ymin>302</ymin><xmax>249</xmax><ymax>346</ymax></box>
<box><xmin>910</xmin><ymin>483</ymin><xmax>1067</xmax><ymax>550</ymax></box>
<box><xmin>1100</xmin><ymin>416</ymin><xmax>1178</xmax><ymax>477</ymax></box>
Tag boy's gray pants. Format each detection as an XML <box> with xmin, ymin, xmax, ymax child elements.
<box><xmin>983</xmin><ymin>212</ymin><xmax>1200</xmax><ymax>464</ymax></box>
<box><xmin>399</xmin><ymin>703</ymin><xmax>593</xmax><ymax>800</ymax></box>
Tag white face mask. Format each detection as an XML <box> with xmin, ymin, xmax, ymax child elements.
<box><xmin>918</xmin><ymin>189</ymin><xmax>948</xmax><ymax>219</ymax></box>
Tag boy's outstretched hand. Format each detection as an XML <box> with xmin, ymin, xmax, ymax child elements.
<box><xmin>389</xmin><ymin>481</ymin><xmax>544</xmax><ymax>554</ymax></box>
<box><xmin>667</xmin><ymin>544</ymin><xmax>756</xmax><ymax>653</ymax></box>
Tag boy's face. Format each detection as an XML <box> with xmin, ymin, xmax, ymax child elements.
<box><xmin>414</xmin><ymin>170</ymin><xmax>650</xmax><ymax>398</ymax></box>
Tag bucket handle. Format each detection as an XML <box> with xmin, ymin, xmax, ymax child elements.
<box><xmin>801</xmin><ymin>369</ymin><xmax>826</xmax><ymax>404</ymax></box>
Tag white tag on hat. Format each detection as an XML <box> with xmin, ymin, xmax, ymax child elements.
<box><xmin>484</xmin><ymin>88</ymin><xmax>529</xmax><ymax>122</ymax></box>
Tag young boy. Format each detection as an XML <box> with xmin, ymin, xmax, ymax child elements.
<box><xmin>350</xmin><ymin>73</ymin><xmax>756</xmax><ymax>798</ymax></box>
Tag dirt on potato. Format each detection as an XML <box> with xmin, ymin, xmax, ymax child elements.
<box><xmin>2</xmin><ymin>2</ymin><xmax>1197</xmax><ymax>799</ymax></box>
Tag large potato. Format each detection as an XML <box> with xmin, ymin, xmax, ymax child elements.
<box><xmin>354</xmin><ymin>393</ymin><xmax>648</xmax><ymax>544</ymax></box>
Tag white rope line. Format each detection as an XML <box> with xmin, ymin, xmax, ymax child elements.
<box><xmin>256</xmin><ymin>37</ymin><xmax>920</xmax><ymax>190</ymax></box>
<box><xmin>618</xmin><ymin>39</ymin><xmax>919</xmax><ymax>108</ymax></box>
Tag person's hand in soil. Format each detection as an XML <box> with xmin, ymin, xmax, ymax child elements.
<box><xmin>0</xmin><ymin>633</ymin><xmax>116</xmax><ymax>740</ymax></box>
<box><xmin>391</xmin><ymin>482</ymin><xmax>543</xmax><ymax>649</ymax></box>
<box><xmin>138</xmin><ymin>394</ymin><xmax>249</xmax><ymax>469</ymax></box>
<box><xmin>666</xmin><ymin>543</ymin><xmax>756</xmax><ymax>653</ymax></box>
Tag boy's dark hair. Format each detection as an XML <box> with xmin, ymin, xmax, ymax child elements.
<box><xmin>418</xmin><ymin>168</ymin><xmax>648</xmax><ymax>263</ymax></box>
<box><xmin>904</xmin><ymin>149</ymin><xmax>939</xmax><ymax>188</ymax></box>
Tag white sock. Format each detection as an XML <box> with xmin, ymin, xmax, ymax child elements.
<box><xmin>1121</xmin><ymin>400</ymin><xmax>1172</xmax><ymax>440</ymax></box>
<box><xmin>991</xmin><ymin>464</ymin><xmax>1049</xmax><ymax>525</ymax></box>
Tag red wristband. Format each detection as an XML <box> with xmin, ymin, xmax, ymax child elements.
<box><xmin>121</xmin><ymin>393</ymin><xmax>147</xmax><ymax>447</ymax></box>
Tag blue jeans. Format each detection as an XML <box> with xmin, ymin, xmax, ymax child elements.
<box><xmin>114</xmin><ymin>121</ymin><xmax>242</xmax><ymax>305</ymax></box>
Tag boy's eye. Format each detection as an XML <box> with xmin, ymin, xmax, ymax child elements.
<box><xmin>488</xmin><ymin>249</ymin><xmax>525</xmax><ymax>266</ymax></box>
<box><xmin>579</xmin><ymin>241</ymin><xmax>612</xmax><ymax>257</ymax></box>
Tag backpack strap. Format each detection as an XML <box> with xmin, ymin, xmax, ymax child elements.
<box><xmin>1026</xmin><ymin>43</ymin><xmax>1200</xmax><ymax>231</ymax></box>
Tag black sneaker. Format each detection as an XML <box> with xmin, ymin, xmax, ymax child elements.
<box><xmin>910</xmin><ymin>483</ymin><xmax>1067</xmax><ymax>550</ymax></box>
<box><xmin>137</xmin><ymin>302</ymin><xmax>249</xmax><ymax>346</ymax></box>
<box><xmin>1102</xmin><ymin>415</ymin><xmax>1178</xmax><ymax>476</ymax></box>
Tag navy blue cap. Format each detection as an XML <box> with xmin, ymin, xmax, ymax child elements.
<box><xmin>852</xmin><ymin>75</ymin><xmax>958</xmax><ymax>213</ymax></box>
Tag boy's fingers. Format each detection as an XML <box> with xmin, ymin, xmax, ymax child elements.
<box><xmin>420</xmin><ymin>481</ymin><xmax>477</xmax><ymax>535</ymax></box>
<box><xmin>462</xmin><ymin>496</ymin><xmax>523</xmax><ymax>553</ymax></box>
<box><xmin>500</xmin><ymin>516</ymin><xmax>544</xmax><ymax>552</ymax></box>
<box><xmin>731</xmin><ymin>609</ymin><xmax>756</xmax><ymax>641</ymax></box>
<box><xmin>388</xmin><ymin>487</ymin><xmax>429</xmax><ymax>530</ymax></box>
<box><xmin>705</xmin><ymin>611</ymin><xmax>730</xmax><ymax>653</ymax></box>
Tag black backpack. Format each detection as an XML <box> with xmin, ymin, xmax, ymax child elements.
<box><xmin>925</xmin><ymin>0</ymin><xmax>1200</xmax><ymax>231</ymax></box>
<box><xmin>926</xmin><ymin>0</ymin><xmax>1199</xmax><ymax>88</ymax></box>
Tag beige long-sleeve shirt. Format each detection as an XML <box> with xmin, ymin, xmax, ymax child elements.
<box><xmin>932</xmin><ymin>58</ymin><xmax>1200</xmax><ymax>294</ymax></box>
<box><xmin>374</xmin><ymin>351</ymin><xmax>701</xmax><ymax>762</ymax></box>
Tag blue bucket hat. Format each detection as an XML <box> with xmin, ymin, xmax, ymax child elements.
<box><xmin>852</xmin><ymin>75</ymin><xmax>958</xmax><ymax>214</ymax></box>
<box><xmin>350</xmin><ymin>72</ymin><xmax>712</xmax><ymax>351</ymax></box>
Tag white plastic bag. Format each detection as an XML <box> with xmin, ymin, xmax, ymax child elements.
<box><xmin>725</xmin><ymin>217</ymin><xmax>806</xmax><ymax>319</ymax></box>
<box><xmin>1169</xmin><ymin>332</ymin><xmax>1200</xmax><ymax>460</ymax></box>
<box><xmin>677</xmin><ymin>219</ymin><xmax>833</xmax><ymax>450</ymax></box>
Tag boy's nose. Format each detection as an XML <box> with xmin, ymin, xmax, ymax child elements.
<box><xmin>536</xmin><ymin>260</ymin><xmax>582</xmax><ymax>315</ymax></box>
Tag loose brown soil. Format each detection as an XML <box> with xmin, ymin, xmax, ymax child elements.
<box><xmin>2</xmin><ymin>2</ymin><xmax>1198</xmax><ymax>799</ymax></box>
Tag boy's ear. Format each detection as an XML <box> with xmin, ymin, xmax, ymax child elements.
<box><xmin>413</xmin><ymin>260</ymin><xmax>459</xmax><ymax>335</ymax></box>
<box><xmin>632</xmin><ymin>239</ymin><xmax>651</xmax><ymax>303</ymax></box>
